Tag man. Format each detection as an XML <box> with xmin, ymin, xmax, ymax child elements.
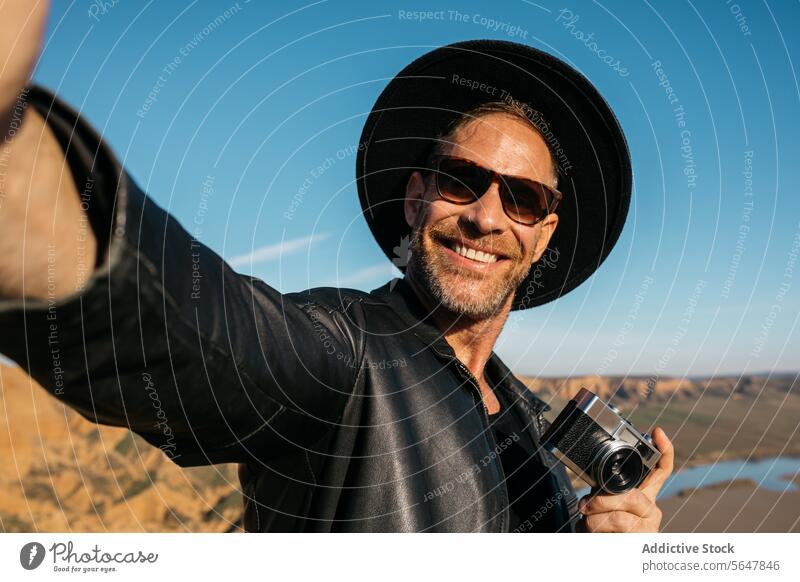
<box><xmin>0</xmin><ymin>3</ymin><xmax>671</xmax><ymax>532</ymax></box>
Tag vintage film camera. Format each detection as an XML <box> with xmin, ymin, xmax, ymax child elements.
<box><xmin>541</xmin><ymin>388</ymin><xmax>661</xmax><ymax>494</ymax></box>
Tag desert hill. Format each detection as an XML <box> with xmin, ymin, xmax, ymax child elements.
<box><xmin>0</xmin><ymin>365</ymin><xmax>241</xmax><ymax>532</ymax></box>
<box><xmin>518</xmin><ymin>372</ymin><xmax>798</xmax><ymax>404</ymax></box>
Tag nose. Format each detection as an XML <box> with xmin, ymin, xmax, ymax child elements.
<box><xmin>457</xmin><ymin>180</ymin><xmax>509</xmax><ymax>235</ymax></box>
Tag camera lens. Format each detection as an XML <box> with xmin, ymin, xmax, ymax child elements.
<box><xmin>596</xmin><ymin>446</ymin><xmax>644</xmax><ymax>494</ymax></box>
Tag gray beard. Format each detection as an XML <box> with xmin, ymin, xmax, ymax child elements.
<box><xmin>407</xmin><ymin>225</ymin><xmax>524</xmax><ymax>320</ymax></box>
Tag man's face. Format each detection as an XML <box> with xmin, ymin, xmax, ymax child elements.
<box><xmin>403</xmin><ymin>112</ymin><xmax>559</xmax><ymax>319</ymax></box>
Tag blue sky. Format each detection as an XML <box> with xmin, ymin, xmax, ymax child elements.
<box><xmin>17</xmin><ymin>0</ymin><xmax>799</xmax><ymax>377</ymax></box>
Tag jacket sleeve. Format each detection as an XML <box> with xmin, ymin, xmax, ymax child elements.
<box><xmin>0</xmin><ymin>85</ymin><xmax>360</xmax><ymax>467</ymax></box>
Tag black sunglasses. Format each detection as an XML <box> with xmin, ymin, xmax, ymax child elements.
<box><xmin>428</xmin><ymin>155</ymin><xmax>562</xmax><ymax>226</ymax></box>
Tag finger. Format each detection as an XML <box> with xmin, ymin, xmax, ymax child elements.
<box><xmin>653</xmin><ymin>426</ymin><xmax>675</xmax><ymax>474</ymax></box>
<box><xmin>579</xmin><ymin>488</ymin><xmax>654</xmax><ymax>519</ymax></box>
<box><xmin>583</xmin><ymin>510</ymin><xmax>643</xmax><ymax>533</ymax></box>
<box><xmin>640</xmin><ymin>426</ymin><xmax>674</xmax><ymax>497</ymax></box>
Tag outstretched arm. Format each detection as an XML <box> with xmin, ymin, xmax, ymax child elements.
<box><xmin>0</xmin><ymin>4</ymin><xmax>359</xmax><ymax>467</ymax></box>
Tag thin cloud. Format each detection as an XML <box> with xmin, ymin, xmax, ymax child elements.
<box><xmin>336</xmin><ymin>262</ymin><xmax>402</xmax><ymax>287</ymax></box>
<box><xmin>228</xmin><ymin>233</ymin><xmax>330</xmax><ymax>268</ymax></box>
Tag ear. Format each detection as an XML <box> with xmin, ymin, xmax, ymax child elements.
<box><xmin>404</xmin><ymin>171</ymin><xmax>426</xmax><ymax>228</ymax></box>
<box><xmin>531</xmin><ymin>213</ymin><xmax>559</xmax><ymax>263</ymax></box>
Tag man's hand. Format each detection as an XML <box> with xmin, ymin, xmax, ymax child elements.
<box><xmin>0</xmin><ymin>0</ymin><xmax>97</xmax><ymax>301</ymax></box>
<box><xmin>0</xmin><ymin>1</ymin><xmax>49</xmax><ymax>135</ymax></box>
<box><xmin>577</xmin><ymin>426</ymin><xmax>674</xmax><ymax>533</ymax></box>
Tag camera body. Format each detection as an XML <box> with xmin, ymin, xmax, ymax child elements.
<box><xmin>541</xmin><ymin>388</ymin><xmax>661</xmax><ymax>494</ymax></box>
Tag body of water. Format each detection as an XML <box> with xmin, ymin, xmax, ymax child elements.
<box><xmin>574</xmin><ymin>456</ymin><xmax>800</xmax><ymax>500</ymax></box>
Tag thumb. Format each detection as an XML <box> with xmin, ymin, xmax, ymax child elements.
<box><xmin>639</xmin><ymin>426</ymin><xmax>674</xmax><ymax>499</ymax></box>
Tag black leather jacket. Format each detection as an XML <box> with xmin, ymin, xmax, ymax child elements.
<box><xmin>0</xmin><ymin>86</ymin><xmax>579</xmax><ymax>532</ymax></box>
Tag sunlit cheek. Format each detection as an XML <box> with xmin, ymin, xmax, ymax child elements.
<box><xmin>518</xmin><ymin>227</ymin><xmax>541</xmax><ymax>261</ymax></box>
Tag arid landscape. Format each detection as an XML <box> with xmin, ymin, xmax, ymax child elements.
<box><xmin>0</xmin><ymin>365</ymin><xmax>242</xmax><ymax>532</ymax></box>
<box><xmin>1</xmin><ymin>364</ymin><xmax>797</xmax><ymax>532</ymax></box>
<box><xmin>526</xmin><ymin>372</ymin><xmax>800</xmax><ymax>467</ymax></box>
<box><xmin>525</xmin><ymin>372</ymin><xmax>800</xmax><ymax>532</ymax></box>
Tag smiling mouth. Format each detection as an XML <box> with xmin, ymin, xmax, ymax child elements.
<box><xmin>437</xmin><ymin>237</ymin><xmax>510</xmax><ymax>265</ymax></box>
<box><xmin>452</xmin><ymin>243</ymin><xmax>499</xmax><ymax>264</ymax></box>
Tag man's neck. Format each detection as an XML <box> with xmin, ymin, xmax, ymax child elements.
<box><xmin>404</xmin><ymin>275</ymin><xmax>512</xmax><ymax>384</ymax></box>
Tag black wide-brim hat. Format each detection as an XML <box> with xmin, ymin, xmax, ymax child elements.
<box><xmin>356</xmin><ymin>39</ymin><xmax>631</xmax><ymax>310</ymax></box>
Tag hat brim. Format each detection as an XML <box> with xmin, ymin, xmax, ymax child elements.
<box><xmin>356</xmin><ymin>39</ymin><xmax>631</xmax><ymax>310</ymax></box>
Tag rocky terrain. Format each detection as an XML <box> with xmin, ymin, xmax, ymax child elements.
<box><xmin>0</xmin><ymin>365</ymin><xmax>242</xmax><ymax>532</ymax></box>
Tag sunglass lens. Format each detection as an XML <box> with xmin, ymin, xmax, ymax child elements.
<box><xmin>436</xmin><ymin>160</ymin><xmax>489</xmax><ymax>204</ymax></box>
<box><xmin>501</xmin><ymin>178</ymin><xmax>553</xmax><ymax>225</ymax></box>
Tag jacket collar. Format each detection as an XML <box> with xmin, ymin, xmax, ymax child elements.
<box><xmin>486</xmin><ymin>353</ymin><xmax>552</xmax><ymax>416</ymax></box>
<box><xmin>369</xmin><ymin>277</ymin><xmax>456</xmax><ymax>359</ymax></box>
<box><xmin>370</xmin><ymin>278</ymin><xmax>551</xmax><ymax>416</ymax></box>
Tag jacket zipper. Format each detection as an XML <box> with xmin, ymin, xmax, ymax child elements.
<box><xmin>452</xmin><ymin>359</ymin><xmax>510</xmax><ymax>533</ymax></box>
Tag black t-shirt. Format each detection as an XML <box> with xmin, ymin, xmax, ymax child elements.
<box><xmin>487</xmin><ymin>388</ymin><xmax>569</xmax><ymax>532</ymax></box>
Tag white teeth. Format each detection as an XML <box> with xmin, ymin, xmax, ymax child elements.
<box><xmin>453</xmin><ymin>244</ymin><xmax>498</xmax><ymax>264</ymax></box>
